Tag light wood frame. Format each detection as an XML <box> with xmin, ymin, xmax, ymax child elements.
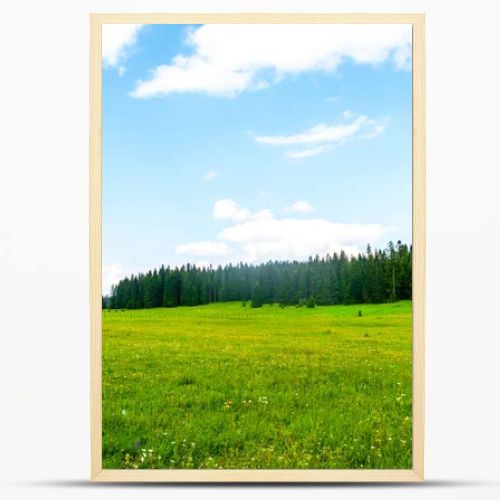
<box><xmin>90</xmin><ymin>13</ymin><xmax>425</xmax><ymax>482</ymax></box>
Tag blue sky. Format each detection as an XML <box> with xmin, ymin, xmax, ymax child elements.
<box><xmin>102</xmin><ymin>24</ymin><xmax>412</xmax><ymax>293</ymax></box>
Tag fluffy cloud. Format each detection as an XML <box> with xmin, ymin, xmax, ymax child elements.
<box><xmin>130</xmin><ymin>24</ymin><xmax>411</xmax><ymax>98</ymax></box>
<box><xmin>213</xmin><ymin>199</ymin><xmax>273</xmax><ymax>223</ymax></box>
<box><xmin>204</xmin><ymin>170</ymin><xmax>218</xmax><ymax>181</ymax></box>
<box><xmin>102</xmin><ymin>24</ymin><xmax>143</xmax><ymax>68</ymax></box>
<box><xmin>178</xmin><ymin>200</ymin><xmax>385</xmax><ymax>264</ymax></box>
<box><xmin>176</xmin><ymin>241</ymin><xmax>230</xmax><ymax>256</ymax></box>
<box><xmin>219</xmin><ymin>218</ymin><xmax>383</xmax><ymax>263</ymax></box>
<box><xmin>256</xmin><ymin>113</ymin><xmax>387</xmax><ymax>159</ymax></box>
<box><xmin>291</xmin><ymin>200</ymin><xmax>314</xmax><ymax>213</ymax></box>
<box><xmin>286</xmin><ymin>145</ymin><xmax>331</xmax><ymax>159</ymax></box>
<box><xmin>102</xmin><ymin>263</ymin><xmax>126</xmax><ymax>295</ymax></box>
<box><xmin>256</xmin><ymin>118</ymin><xmax>362</xmax><ymax>146</ymax></box>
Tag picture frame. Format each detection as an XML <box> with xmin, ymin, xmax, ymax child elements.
<box><xmin>90</xmin><ymin>12</ymin><xmax>425</xmax><ymax>482</ymax></box>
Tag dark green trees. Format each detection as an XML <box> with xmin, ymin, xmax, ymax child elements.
<box><xmin>306</xmin><ymin>297</ymin><xmax>316</xmax><ymax>308</ymax></box>
<box><xmin>251</xmin><ymin>282</ymin><xmax>265</xmax><ymax>308</ymax></box>
<box><xmin>107</xmin><ymin>241</ymin><xmax>412</xmax><ymax>309</ymax></box>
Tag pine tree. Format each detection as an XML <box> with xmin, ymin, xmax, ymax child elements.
<box><xmin>251</xmin><ymin>282</ymin><xmax>265</xmax><ymax>308</ymax></box>
<box><xmin>108</xmin><ymin>241</ymin><xmax>412</xmax><ymax>310</ymax></box>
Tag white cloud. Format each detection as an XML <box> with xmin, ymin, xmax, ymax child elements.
<box><xmin>102</xmin><ymin>263</ymin><xmax>126</xmax><ymax>296</ymax></box>
<box><xmin>219</xmin><ymin>218</ymin><xmax>384</xmax><ymax>263</ymax></box>
<box><xmin>255</xmin><ymin>120</ymin><xmax>362</xmax><ymax>146</ymax></box>
<box><xmin>291</xmin><ymin>200</ymin><xmax>314</xmax><ymax>213</ymax></box>
<box><xmin>176</xmin><ymin>200</ymin><xmax>387</xmax><ymax>264</ymax></box>
<box><xmin>204</xmin><ymin>170</ymin><xmax>218</xmax><ymax>181</ymax></box>
<box><xmin>256</xmin><ymin>113</ymin><xmax>387</xmax><ymax>159</ymax></box>
<box><xmin>130</xmin><ymin>24</ymin><xmax>411</xmax><ymax>98</ymax></box>
<box><xmin>393</xmin><ymin>43</ymin><xmax>413</xmax><ymax>71</ymax></box>
<box><xmin>286</xmin><ymin>145</ymin><xmax>332</xmax><ymax>159</ymax></box>
<box><xmin>176</xmin><ymin>241</ymin><xmax>230</xmax><ymax>256</ymax></box>
<box><xmin>213</xmin><ymin>199</ymin><xmax>273</xmax><ymax>223</ymax></box>
<box><xmin>102</xmin><ymin>24</ymin><xmax>143</xmax><ymax>68</ymax></box>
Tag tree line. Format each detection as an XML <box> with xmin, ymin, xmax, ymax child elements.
<box><xmin>104</xmin><ymin>241</ymin><xmax>411</xmax><ymax>310</ymax></box>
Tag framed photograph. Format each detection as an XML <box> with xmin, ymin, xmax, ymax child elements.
<box><xmin>90</xmin><ymin>13</ymin><xmax>425</xmax><ymax>482</ymax></box>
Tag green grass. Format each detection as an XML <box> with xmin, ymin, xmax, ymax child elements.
<box><xmin>102</xmin><ymin>301</ymin><xmax>412</xmax><ymax>469</ymax></box>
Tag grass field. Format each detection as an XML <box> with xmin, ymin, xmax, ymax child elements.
<box><xmin>102</xmin><ymin>301</ymin><xmax>412</xmax><ymax>469</ymax></box>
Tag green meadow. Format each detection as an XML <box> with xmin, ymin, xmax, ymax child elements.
<box><xmin>102</xmin><ymin>301</ymin><xmax>412</xmax><ymax>469</ymax></box>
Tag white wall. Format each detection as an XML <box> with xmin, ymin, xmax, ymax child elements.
<box><xmin>1</xmin><ymin>1</ymin><xmax>499</xmax><ymax>499</ymax></box>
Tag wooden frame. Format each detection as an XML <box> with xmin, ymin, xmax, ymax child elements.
<box><xmin>90</xmin><ymin>13</ymin><xmax>425</xmax><ymax>482</ymax></box>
